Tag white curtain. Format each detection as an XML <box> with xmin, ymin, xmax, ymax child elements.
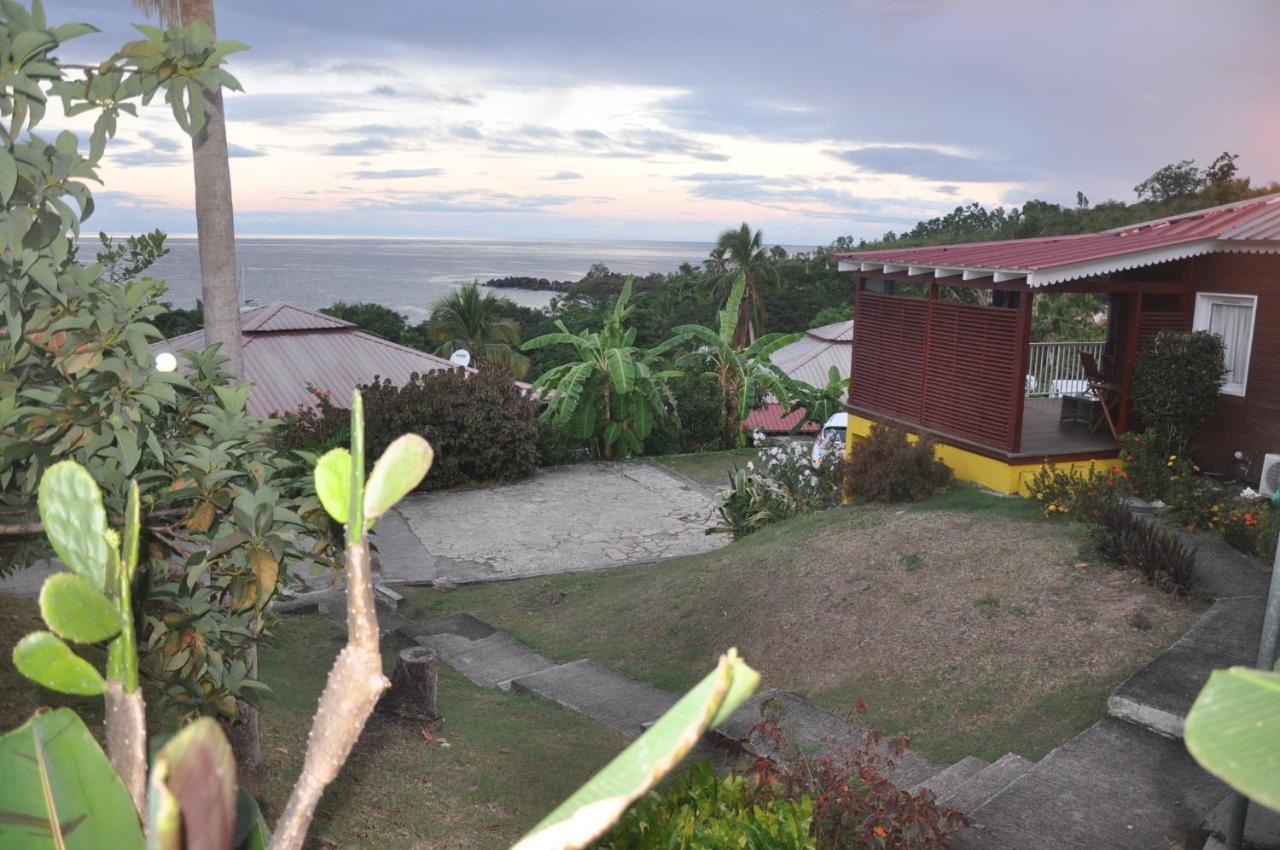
<box><xmin>1208</xmin><ymin>302</ymin><xmax>1251</xmax><ymax>385</ymax></box>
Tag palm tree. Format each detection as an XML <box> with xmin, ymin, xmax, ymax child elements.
<box><xmin>133</xmin><ymin>0</ymin><xmax>244</xmax><ymax>379</ymax></box>
<box><xmin>705</xmin><ymin>223</ymin><xmax>775</xmax><ymax>348</ymax></box>
<box><xmin>425</xmin><ymin>283</ymin><xmax>530</xmax><ymax>378</ymax></box>
<box><xmin>675</xmin><ymin>273</ymin><xmax>799</xmax><ymax>447</ymax></box>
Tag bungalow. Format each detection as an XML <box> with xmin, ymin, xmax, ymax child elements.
<box><xmin>743</xmin><ymin>318</ymin><xmax>852</xmax><ymax>435</ymax></box>
<box><xmin>834</xmin><ymin>193</ymin><xmax>1280</xmax><ymax>494</ymax></box>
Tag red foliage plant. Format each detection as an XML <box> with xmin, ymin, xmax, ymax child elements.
<box><xmin>738</xmin><ymin>700</ymin><xmax>968</xmax><ymax>850</ymax></box>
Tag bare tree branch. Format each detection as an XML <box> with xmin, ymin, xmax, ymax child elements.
<box><xmin>268</xmin><ymin>534</ymin><xmax>388</xmax><ymax>850</ymax></box>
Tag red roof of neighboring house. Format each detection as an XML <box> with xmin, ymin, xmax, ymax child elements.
<box><xmin>743</xmin><ymin>402</ymin><xmax>819</xmax><ymax>434</ymax></box>
<box><xmin>835</xmin><ymin>193</ymin><xmax>1280</xmax><ymax>287</ymax></box>
<box><xmin>153</xmin><ymin>302</ymin><xmax>473</xmax><ymax>417</ymax></box>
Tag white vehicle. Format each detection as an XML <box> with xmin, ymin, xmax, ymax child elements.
<box><xmin>811</xmin><ymin>412</ymin><xmax>848</xmax><ymax>466</ymax></box>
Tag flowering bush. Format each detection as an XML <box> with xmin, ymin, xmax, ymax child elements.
<box><xmin>1117</xmin><ymin>429</ymin><xmax>1173</xmax><ymax>500</ymax></box>
<box><xmin>1218</xmin><ymin>500</ymin><xmax>1280</xmax><ymax>561</ymax></box>
<box><xmin>1026</xmin><ymin>462</ymin><xmax>1124</xmax><ymax>523</ymax></box>
<box><xmin>712</xmin><ymin>444</ymin><xmax>842</xmax><ymax>539</ymax></box>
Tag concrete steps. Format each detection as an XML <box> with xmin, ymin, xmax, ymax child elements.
<box><xmin>508</xmin><ymin>659</ymin><xmax>680</xmax><ymax>734</ymax></box>
<box><xmin>399</xmin><ymin>612</ymin><xmax>560</xmax><ymax>689</ymax></box>
<box><xmin>1108</xmin><ymin>596</ymin><xmax>1263</xmax><ymax>738</ymax></box>
<box><xmin>937</xmin><ymin>753</ymin><xmax>1032</xmax><ymax>814</ymax></box>
<box><xmin>951</xmin><ymin>719</ymin><xmax>1227</xmax><ymax>850</ymax></box>
<box><xmin>912</xmin><ymin>755</ymin><xmax>989</xmax><ymax>800</ymax></box>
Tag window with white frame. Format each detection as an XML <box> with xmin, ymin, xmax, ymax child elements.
<box><xmin>1193</xmin><ymin>292</ymin><xmax>1258</xmax><ymax>396</ymax></box>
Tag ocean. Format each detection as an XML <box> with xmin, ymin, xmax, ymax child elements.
<box><xmin>144</xmin><ymin>236</ymin><xmax>721</xmax><ymax>318</ymax></box>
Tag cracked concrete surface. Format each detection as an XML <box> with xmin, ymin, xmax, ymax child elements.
<box><xmin>377</xmin><ymin>461</ymin><xmax>726</xmax><ymax>584</ymax></box>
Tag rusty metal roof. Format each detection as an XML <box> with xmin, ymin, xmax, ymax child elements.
<box><xmin>154</xmin><ymin>302</ymin><xmax>470</xmax><ymax>417</ymax></box>
<box><xmin>743</xmin><ymin>402</ymin><xmax>819</xmax><ymax>435</ymax></box>
<box><xmin>836</xmin><ymin>192</ymin><xmax>1280</xmax><ymax>286</ymax></box>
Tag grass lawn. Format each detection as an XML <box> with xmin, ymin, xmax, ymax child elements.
<box><xmin>0</xmin><ymin>594</ymin><xmax>628</xmax><ymax>850</ymax></box>
<box><xmin>404</xmin><ymin>490</ymin><xmax>1203</xmax><ymax>765</ymax></box>
<box><xmin>652</xmin><ymin>447</ymin><xmax>763</xmax><ymax>491</ymax></box>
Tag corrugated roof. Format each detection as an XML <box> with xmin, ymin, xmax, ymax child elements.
<box><xmin>769</xmin><ymin>319</ymin><xmax>853</xmax><ymax>389</ymax></box>
<box><xmin>835</xmin><ymin>193</ymin><xmax>1280</xmax><ymax>286</ymax></box>
<box><xmin>154</xmin><ymin>301</ymin><xmax>472</xmax><ymax>417</ymax></box>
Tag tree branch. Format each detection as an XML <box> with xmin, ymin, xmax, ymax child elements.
<box><xmin>268</xmin><ymin>534</ymin><xmax>388</xmax><ymax>850</ymax></box>
<box><xmin>0</xmin><ymin>508</ymin><xmax>191</xmax><ymax>537</ymax></box>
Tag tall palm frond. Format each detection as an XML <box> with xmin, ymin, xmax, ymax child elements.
<box><xmin>425</xmin><ymin>282</ymin><xmax>530</xmax><ymax>378</ymax></box>
<box><xmin>702</xmin><ymin>222</ymin><xmax>775</xmax><ymax>348</ymax></box>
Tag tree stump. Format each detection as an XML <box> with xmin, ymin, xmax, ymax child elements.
<box><xmin>377</xmin><ymin>646</ymin><xmax>442</xmax><ymax>727</ymax></box>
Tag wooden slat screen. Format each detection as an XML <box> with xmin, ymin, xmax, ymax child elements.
<box><xmin>921</xmin><ymin>302</ymin><xmax>1021</xmax><ymax>450</ymax></box>
<box><xmin>850</xmin><ymin>291</ymin><xmax>927</xmax><ymax>419</ymax></box>
<box><xmin>851</xmin><ymin>292</ymin><xmax>1023</xmax><ymax>451</ymax></box>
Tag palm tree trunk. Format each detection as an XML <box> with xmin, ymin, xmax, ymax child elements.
<box><xmin>181</xmin><ymin>0</ymin><xmax>244</xmax><ymax>379</ymax></box>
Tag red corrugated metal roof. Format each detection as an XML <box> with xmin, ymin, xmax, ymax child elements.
<box><xmin>154</xmin><ymin>302</ymin><xmax>474</xmax><ymax>417</ymax></box>
<box><xmin>743</xmin><ymin>402</ymin><xmax>819</xmax><ymax>434</ymax></box>
<box><xmin>836</xmin><ymin>193</ymin><xmax>1280</xmax><ymax>286</ymax></box>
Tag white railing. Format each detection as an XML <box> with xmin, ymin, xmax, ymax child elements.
<box><xmin>1025</xmin><ymin>341</ymin><xmax>1106</xmax><ymax>398</ymax></box>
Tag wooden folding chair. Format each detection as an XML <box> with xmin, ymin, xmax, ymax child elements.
<box><xmin>1080</xmin><ymin>351</ymin><xmax>1121</xmax><ymax>441</ymax></box>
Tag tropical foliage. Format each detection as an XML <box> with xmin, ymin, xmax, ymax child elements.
<box><xmin>425</xmin><ymin>281</ymin><xmax>530</xmax><ymax>378</ymax></box>
<box><xmin>704</xmin><ymin>222</ymin><xmax>775</xmax><ymax>347</ymax></box>
<box><xmin>1130</xmin><ymin>330</ymin><xmax>1226</xmax><ymax>457</ymax></box>
<box><xmin>523</xmin><ymin>277</ymin><xmax>682</xmax><ymax>457</ymax></box>
<box><xmin>674</xmin><ymin>273</ymin><xmax>799</xmax><ymax>447</ymax></box>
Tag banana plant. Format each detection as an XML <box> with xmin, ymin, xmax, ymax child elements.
<box><xmin>2</xmin><ymin>390</ymin><xmax>759</xmax><ymax>849</ymax></box>
<box><xmin>672</xmin><ymin>273</ymin><xmax>800</xmax><ymax>448</ymax></box>
<box><xmin>523</xmin><ymin>276</ymin><xmax>684</xmax><ymax>458</ymax></box>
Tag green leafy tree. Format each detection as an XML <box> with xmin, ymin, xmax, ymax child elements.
<box><xmin>523</xmin><ymin>277</ymin><xmax>682</xmax><ymax>457</ymax></box>
<box><xmin>425</xmin><ymin>282</ymin><xmax>530</xmax><ymax>378</ymax></box>
<box><xmin>705</xmin><ymin>223</ymin><xmax>775</xmax><ymax>348</ymax></box>
<box><xmin>1031</xmin><ymin>293</ymin><xmax>1106</xmax><ymax>342</ymax></box>
<box><xmin>785</xmin><ymin>365</ymin><xmax>850</xmax><ymax>429</ymax></box>
<box><xmin>674</xmin><ymin>273</ymin><xmax>800</xmax><ymax>447</ymax></box>
<box><xmin>1130</xmin><ymin>330</ymin><xmax>1227</xmax><ymax>456</ymax></box>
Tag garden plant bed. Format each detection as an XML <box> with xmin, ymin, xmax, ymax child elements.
<box><xmin>408</xmin><ymin>499</ymin><xmax>1203</xmax><ymax>764</ymax></box>
<box><xmin>652</xmin><ymin>447</ymin><xmax>763</xmax><ymax>491</ymax></box>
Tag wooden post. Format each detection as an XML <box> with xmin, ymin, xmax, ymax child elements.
<box><xmin>1009</xmin><ymin>289</ymin><xmax>1034</xmax><ymax>453</ymax></box>
<box><xmin>376</xmin><ymin>647</ymin><xmax>442</xmax><ymax>725</ymax></box>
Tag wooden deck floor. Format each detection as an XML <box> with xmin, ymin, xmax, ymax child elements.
<box><xmin>1016</xmin><ymin>396</ymin><xmax>1117</xmax><ymax>459</ymax></box>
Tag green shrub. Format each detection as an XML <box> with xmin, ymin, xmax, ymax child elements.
<box><xmin>711</xmin><ymin>466</ymin><xmax>791</xmax><ymax>539</ymax></box>
<box><xmin>742</xmin><ymin>702</ymin><xmax>966</xmax><ymax>850</ymax></box>
<box><xmin>644</xmin><ymin>370</ymin><xmax>731</xmax><ymax>455</ymax></box>
<box><xmin>282</xmin><ymin>366</ymin><xmax>540</xmax><ymax>490</ymax></box>
<box><xmin>1130</xmin><ymin>331</ymin><xmax>1226</xmax><ymax>457</ymax></box>
<box><xmin>845</xmin><ymin>424</ymin><xmax>952</xmax><ymax>503</ymax></box>
<box><xmin>1095</xmin><ymin>504</ymin><xmax>1196</xmax><ymax>594</ymax></box>
<box><xmin>1026</xmin><ymin>462</ymin><xmax>1125</xmax><ymax>522</ymax></box>
<box><xmin>594</xmin><ymin>762</ymin><xmax>816</xmax><ymax>850</ymax></box>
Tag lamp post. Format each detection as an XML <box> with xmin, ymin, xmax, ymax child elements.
<box><xmin>1225</xmin><ymin>487</ymin><xmax>1280</xmax><ymax>848</ymax></box>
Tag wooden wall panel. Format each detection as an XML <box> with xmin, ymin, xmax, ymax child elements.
<box><xmin>849</xmin><ymin>291</ymin><xmax>926</xmax><ymax>420</ymax></box>
<box><xmin>922</xmin><ymin>302</ymin><xmax>1021</xmax><ymax>450</ymax></box>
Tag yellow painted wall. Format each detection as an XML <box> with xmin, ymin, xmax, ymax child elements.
<box><xmin>843</xmin><ymin>414</ymin><xmax>1117</xmax><ymax>496</ymax></box>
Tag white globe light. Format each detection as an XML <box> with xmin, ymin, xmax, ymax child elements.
<box><xmin>155</xmin><ymin>352</ymin><xmax>178</xmax><ymax>373</ymax></box>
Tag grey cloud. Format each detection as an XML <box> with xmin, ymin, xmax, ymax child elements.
<box><xmin>935</xmin><ymin>184</ymin><xmax>961</xmax><ymax>195</ymax></box>
<box><xmin>325</xmin><ymin>136</ymin><xmax>395</xmax><ymax>156</ymax></box>
<box><xmin>546</xmin><ymin>170</ymin><xmax>583</xmax><ymax>180</ymax></box>
<box><xmin>140</xmin><ymin>131</ymin><xmax>182</xmax><ymax>153</ymax></box>
<box><xmin>828</xmin><ymin>146</ymin><xmax>1035</xmax><ymax>183</ymax></box>
<box><xmin>346</xmin><ymin>188</ymin><xmax>576</xmax><ymax>215</ymax></box>
<box><xmin>228</xmin><ymin>144</ymin><xmax>266</xmax><ymax>158</ymax></box>
<box><xmin>351</xmin><ymin>167</ymin><xmax>445</xmax><ymax>179</ymax></box>
<box><xmin>451</xmin><ymin>124</ymin><xmax>484</xmax><ymax>140</ymax></box>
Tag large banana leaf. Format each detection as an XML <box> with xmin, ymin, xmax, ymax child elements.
<box><xmin>1185</xmin><ymin>666</ymin><xmax>1280</xmax><ymax>809</ymax></box>
<box><xmin>0</xmin><ymin>709</ymin><xmax>144</xmax><ymax>849</ymax></box>
<box><xmin>511</xmin><ymin>649</ymin><xmax>758</xmax><ymax>850</ymax></box>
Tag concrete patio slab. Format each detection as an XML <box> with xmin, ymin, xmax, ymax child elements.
<box><xmin>385</xmin><ymin>462</ymin><xmax>725</xmax><ymax>585</ymax></box>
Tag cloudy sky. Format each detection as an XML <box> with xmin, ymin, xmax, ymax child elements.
<box><xmin>46</xmin><ymin>0</ymin><xmax>1280</xmax><ymax>244</ymax></box>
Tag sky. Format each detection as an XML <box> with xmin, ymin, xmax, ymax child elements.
<box><xmin>44</xmin><ymin>0</ymin><xmax>1280</xmax><ymax>245</ymax></box>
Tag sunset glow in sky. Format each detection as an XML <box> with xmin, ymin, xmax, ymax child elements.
<box><xmin>48</xmin><ymin>0</ymin><xmax>1280</xmax><ymax>244</ymax></box>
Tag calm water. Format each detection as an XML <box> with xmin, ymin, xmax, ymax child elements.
<box><xmin>145</xmin><ymin>237</ymin><xmax>718</xmax><ymax>318</ymax></box>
